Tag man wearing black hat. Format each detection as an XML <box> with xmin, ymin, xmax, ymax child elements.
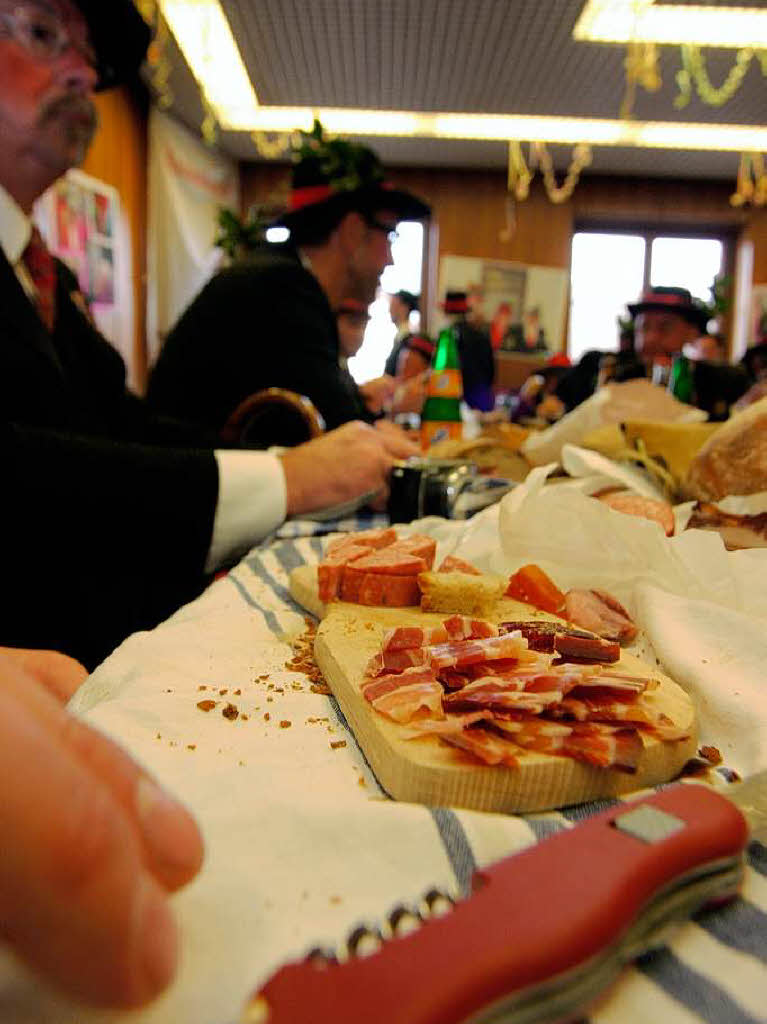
<box><xmin>628</xmin><ymin>286</ymin><xmax>711</xmax><ymax>366</ymax></box>
<box><xmin>147</xmin><ymin>122</ymin><xmax>431</xmax><ymax>436</ymax></box>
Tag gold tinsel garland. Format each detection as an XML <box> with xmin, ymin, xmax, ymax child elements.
<box><xmin>730</xmin><ymin>153</ymin><xmax>767</xmax><ymax>208</ymax></box>
<box><xmin>675</xmin><ymin>45</ymin><xmax>765</xmax><ymax>109</ymax></box>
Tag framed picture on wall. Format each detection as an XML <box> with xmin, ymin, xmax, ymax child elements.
<box><xmin>438</xmin><ymin>254</ymin><xmax>569</xmax><ymax>354</ymax></box>
<box><xmin>34</xmin><ymin>168</ymin><xmax>131</xmax><ymax>368</ymax></box>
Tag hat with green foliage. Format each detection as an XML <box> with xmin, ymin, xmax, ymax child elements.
<box><xmin>273</xmin><ymin>120</ymin><xmax>430</xmax><ymax>238</ymax></box>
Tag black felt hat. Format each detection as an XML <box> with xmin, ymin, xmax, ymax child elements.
<box><xmin>274</xmin><ymin>121</ymin><xmax>430</xmax><ymax>232</ymax></box>
<box><xmin>628</xmin><ymin>286</ymin><xmax>710</xmax><ymax>333</ymax></box>
<box><xmin>72</xmin><ymin>0</ymin><xmax>151</xmax><ymax>91</ymax></box>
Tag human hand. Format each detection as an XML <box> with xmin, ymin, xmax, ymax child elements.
<box><xmin>0</xmin><ymin>646</ymin><xmax>88</xmax><ymax>702</ymax></box>
<box><xmin>281</xmin><ymin>421</ymin><xmax>401</xmax><ymax>515</ymax></box>
<box><xmin>359</xmin><ymin>375</ymin><xmax>397</xmax><ymax>414</ymax></box>
<box><xmin>390</xmin><ymin>371</ymin><xmax>429</xmax><ymax>414</ymax></box>
<box><xmin>0</xmin><ymin>653</ymin><xmax>204</xmax><ymax>1008</ymax></box>
<box><xmin>372</xmin><ymin>418</ymin><xmax>421</xmax><ymax>458</ymax></box>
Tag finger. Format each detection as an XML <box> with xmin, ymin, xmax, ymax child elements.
<box><xmin>0</xmin><ymin>653</ymin><xmax>203</xmax><ymax>891</ymax></box>
<box><xmin>0</xmin><ymin>668</ymin><xmax>179</xmax><ymax>1007</ymax></box>
<box><xmin>0</xmin><ymin>647</ymin><xmax>88</xmax><ymax>702</ymax></box>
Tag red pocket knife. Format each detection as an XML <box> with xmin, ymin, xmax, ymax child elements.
<box><xmin>241</xmin><ymin>775</ymin><xmax>765</xmax><ymax>1024</ymax></box>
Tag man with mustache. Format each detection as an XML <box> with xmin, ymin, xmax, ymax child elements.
<box><xmin>0</xmin><ymin>0</ymin><xmax>418</xmax><ymax>669</ymax></box>
<box><xmin>0</xmin><ymin>0</ymin><xmax>420</xmax><ymax>1011</ymax></box>
<box><xmin>147</xmin><ymin>122</ymin><xmax>432</xmax><ymax>435</ymax></box>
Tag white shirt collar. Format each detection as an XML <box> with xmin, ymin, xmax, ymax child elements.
<box><xmin>0</xmin><ymin>183</ymin><xmax>32</xmax><ymax>266</ymax></box>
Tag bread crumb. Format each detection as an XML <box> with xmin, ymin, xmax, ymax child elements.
<box><xmin>330</xmin><ymin>896</ymin><xmax>342</xmax><ymax>905</ymax></box>
<box><xmin>311</xmin><ymin>683</ymin><xmax>332</xmax><ymax>695</ymax></box>
<box><xmin>219</xmin><ymin>688</ymin><xmax>228</xmax><ymax>696</ymax></box>
<box><xmin>279</xmin><ymin>720</ymin><xmax>292</xmax><ymax>729</ymax></box>
<box><xmin>186</xmin><ymin>744</ymin><xmax>196</xmax><ymax>751</ymax></box>
<box><xmin>264</xmin><ymin>712</ymin><xmax>271</xmax><ymax>721</ymax></box>
<box><xmin>330</xmin><ymin>740</ymin><xmax>347</xmax><ymax>750</ymax></box>
<box><xmin>198</xmin><ymin>685</ymin><xmax>207</xmax><ymax>691</ymax></box>
<box><xmin>241</xmin><ymin>713</ymin><xmax>250</xmax><ymax>721</ymax></box>
<box><xmin>234</xmin><ymin>688</ymin><xmax>242</xmax><ymax>696</ymax></box>
<box><xmin>222</xmin><ymin>703</ymin><xmax>239</xmax><ymax>720</ymax></box>
<box><xmin>197</xmin><ymin>700</ymin><xmax>217</xmax><ymax>711</ymax></box>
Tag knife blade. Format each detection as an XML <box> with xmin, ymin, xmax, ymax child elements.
<box><xmin>240</xmin><ymin>775</ymin><xmax>765</xmax><ymax>1024</ymax></box>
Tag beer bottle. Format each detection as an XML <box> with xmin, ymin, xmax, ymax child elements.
<box><xmin>669</xmin><ymin>353</ymin><xmax>695</xmax><ymax>405</ymax></box>
<box><xmin>420</xmin><ymin>326</ymin><xmax>463</xmax><ymax>448</ymax></box>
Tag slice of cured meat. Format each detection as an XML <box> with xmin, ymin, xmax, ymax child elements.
<box><xmin>361</xmin><ymin>665</ymin><xmax>439</xmax><ymax>702</ymax></box>
<box><xmin>341</xmin><ymin>571</ymin><xmax>421</xmax><ymax>607</ymax></box>
<box><xmin>369</xmin><ymin>680</ymin><xmax>445</xmax><ymax>723</ymax></box>
<box><xmin>563</xmin><ymin>589</ymin><xmax>638</xmax><ymax>644</ymax></box>
<box><xmin>391</xmin><ymin>535</ymin><xmax>437</xmax><ymax>568</ymax></box>
<box><xmin>499</xmin><ymin>621</ymin><xmax>620</xmax><ymax>663</ymax></box>
<box><xmin>381</xmin><ymin>616</ymin><xmax>498</xmax><ymax>653</ymax></box>
<box><xmin>426</xmin><ymin>632</ymin><xmax>533</xmax><ymax>670</ymax></box>
<box><xmin>438</xmin><ymin>555</ymin><xmax>482</xmax><ymax>575</ymax></box>
<box><xmin>317</xmin><ymin>543</ymin><xmax>372</xmax><ymax>602</ymax></box>
<box><xmin>492</xmin><ymin>717</ymin><xmax>643</xmax><ymax>771</ymax></box>
<box><xmin>440</xmin><ymin>727</ymin><xmax>520</xmax><ymax>767</ymax></box>
<box><xmin>548</xmin><ymin>696</ymin><xmax>690</xmax><ymax>740</ymax></box>
<box><xmin>597</xmin><ymin>491</ymin><xmax>675</xmax><ymax>536</ymax></box>
<box><xmin>325</xmin><ymin>528</ymin><xmax>396</xmax><ymax>557</ymax></box>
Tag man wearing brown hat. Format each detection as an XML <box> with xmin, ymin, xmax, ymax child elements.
<box><xmin>147</xmin><ymin>122</ymin><xmax>431</xmax><ymax>436</ymax></box>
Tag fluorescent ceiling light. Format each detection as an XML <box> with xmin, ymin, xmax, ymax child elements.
<box><xmin>158</xmin><ymin>0</ymin><xmax>767</xmax><ymax>156</ymax></box>
<box><xmin>158</xmin><ymin>0</ymin><xmax>260</xmax><ymax>122</ymax></box>
<box><xmin>574</xmin><ymin>0</ymin><xmax>767</xmax><ymax>48</ymax></box>
<box><xmin>240</xmin><ymin>107</ymin><xmax>767</xmax><ymax>154</ymax></box>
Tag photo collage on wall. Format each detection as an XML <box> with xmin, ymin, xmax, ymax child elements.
<box><xmin>35</xmin><ymin>169</ymin><xmax>123</xmax><ymax>349</ymax></box>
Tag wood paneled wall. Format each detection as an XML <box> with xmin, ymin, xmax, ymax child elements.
<box><xmin>81</xmin><ymin>85</ymin><xmax>149</xmax><ymax>391</ymax></box>
<box><xmin>241</xmin><ymin>162</ymin><xmax>767</xmax><ymax>336</ymax></box>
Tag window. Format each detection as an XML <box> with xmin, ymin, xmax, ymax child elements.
<box><xmin>568</xmin><ymin>229</ymin><xmax>725</xmax><ymax>363</ymax></box>
<box><xmin>347</xmin><ymin>220</ymin><xmax>424</xmax><ymax>384</ymax></box>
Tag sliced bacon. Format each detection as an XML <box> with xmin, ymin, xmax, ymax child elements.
<box><xmin>563</xmin><ymin>589</ymin><xmax>638</xmax><ymax>644</ymax></box>
<box><xmin>438</xmin><ymin>555</ymin><xmax>482</xmax><ymax>575</ymax></box>
<box><xmin>426</xmin><ymin>632</ymin><xmax>533</xmax><ymax>670</ymax></box>
<box><xmin>361</xmin><ymin>665</ymin><xmax>440</xmax><ymax>703</ymax></box>
<box><xmin>440</xmin><ymin>727</ymin><xmax>520</xmax><ymax>767</ymax></box>
<box><xmin>381</xmin><ymin>616</ymin><xmax>498</xmax><ymax>653</ymax></box>
<box><xmin>569</xmin><ymin>672</ymin><xmax>653</xmax><ymax>696</ymax></box>
<box><xmin>492</xmin><ymin>717</ymin><xmax>643</xmax><ymax>771</ymax></box>
<box><xmin>402</xmin><ymin>711</ymin><xmax>494</xmax><ymax>739</ymax></box>
<box><xmin>548</xmin><ymin>696</ymin><xmax>689</xmax><ymax>740</ymax></box>
<box><xmin>444</xmin><ymin>683</ymin><xmax>565</xmax><ymax>714</ymax></box>
<box><xmin>370</xmin><ymin>681</ymin><xmax>445</xmax><ymax>723</ymax></box>
<box><xmin>364</xmin><ymin>648</ymin><xmax>427</xmax><ymax>678</ymax></box>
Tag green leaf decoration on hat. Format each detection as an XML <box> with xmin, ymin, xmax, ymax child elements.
<box><xmin>294</xmin><ymin>119</ymin><xmax>385</xmax><ymax>194</ymax></box>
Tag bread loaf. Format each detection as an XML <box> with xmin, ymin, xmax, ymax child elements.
<box><xmin>418</xmin><ymin>571</ymin><xmax>506</xmax><ymax>616</ymax></box>
<box><xmin>684</xmin><ymin>397</ymin><xmax>767</xmax><ymax>501</ymax></box>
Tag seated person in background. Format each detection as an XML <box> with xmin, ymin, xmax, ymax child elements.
<box><xmin>147</xmin><ymin>123</ymin><xmax>430</xmax><ymax>437</ymax></box>
<box><xmin>337</xmin><ymin>299</ymin><xmax>428</xmax><ymax>416</ymax></box>
<box><xmin>0</xmin><ymin>7</ymin><xmax>416</xmax><ymax>668</ymax></box>
<box><xmin>384</xmin><ymin>289</ymin><xmax>434</xmax><ymax>377</ymax></box>
<box><xmin>511</xmin><ymin>356</ymin><xmax>570</xmax><ymax>423</ymax></box>
<box><xmin>629</xmin><ymin>286</ymin><xmax>711</xmax><ymax>368</ymax></box>
<box><xmin>443</xmin><ymin>290</ymin><xmax>496</xmax><ymax>412</ymax></box>
<box><xmin>0</xmin><ymin>646</ymin><xmax>203</xmax><ymax>1009</ymax></box>
<box><xmin>734</xmin><ymin>341</ymin><xmax>767</xmax><ymax>411</ymax></box>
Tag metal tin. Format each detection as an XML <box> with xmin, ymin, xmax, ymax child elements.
<box><xmin>388</xmin><ymin>458</ymin><xmax>477</xmax><ymax>523</ymax></box>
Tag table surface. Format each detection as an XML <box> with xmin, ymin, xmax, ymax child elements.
<box><xmin>3</xmin><ymin>513</ymin><xmax>763</xmax><ymax>1024</ymax></box>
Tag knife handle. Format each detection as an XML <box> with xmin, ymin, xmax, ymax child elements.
<box><xmin>245</xmin><ymin>784</ymin><xmax>748</xmax><ymax>1024</ymax></box>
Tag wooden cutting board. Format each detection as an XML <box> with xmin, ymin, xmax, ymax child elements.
<box><xmin>289</xmin><ymin>565</ymin><xmax>697</xmax><ymax>813</ymax></box>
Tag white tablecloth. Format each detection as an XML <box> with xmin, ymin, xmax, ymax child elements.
<box><xmin>1</xmin><ymin>510</ymin><xmax>764</xmax><ymax>1024</ymax></box>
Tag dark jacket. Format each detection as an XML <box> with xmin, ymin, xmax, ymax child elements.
<box><xmin>147</xmin><ymin>244</ymin><xmax>372</xmax><ymax>434</ymax></box>
<box><xmin>0</xmin><ymin>249</ymin><xmax>219</xmax><ymax>668</ymax></box>
<box><xmin>453</xmin><ymin>319</ymin><xmax>495</xmax><ymax>412</ymax></box>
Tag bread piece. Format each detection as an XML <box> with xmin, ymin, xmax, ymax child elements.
<box><xmin>419</xmin><ymin>571</ymin><xmax>506</xmax><ymax>617</ymax></box>
<box><xmin>684</xmin><ymin>397</ymin><xmax>767</xmax><ymax>501</ymax></box>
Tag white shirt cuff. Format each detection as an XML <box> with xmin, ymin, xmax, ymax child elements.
<box><xmin>206</xmin><ymin>450</ymin><xmax>287</xmax><ymax>573</ymax></box>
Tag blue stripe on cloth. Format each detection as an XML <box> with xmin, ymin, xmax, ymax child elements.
<box><xmin>429</xmin><ymin>808</ymin><xmax>477</xmax><ymax>898</ymax></box>
<box><xmin>748</xmin><ymin>840</ymin><xmax>766</xmax><ymax>878</ymax></box>
<box><xmin>560</xmin><ymin>798</ymin><xmax>620</xmax><ymax>823</ymax></box>
<box><xmin>310</xmin><ymin>535</ymin><xmax>325</xmax><ymax>560</ymax></box>
<box><xmin>244</xmin><ymin>550</ymin><xmax>304</xmax><ymax>618</ymax></box>
<box><xmin>270</xmin><ymin>539</ymin><xmax>308</xmax><ymax>575</ymax></box>
<box><xmin>695</xmin><ymin>895</ymin><xmax>767</xmax><ymax>963</ymax></box>
<box><xmin>227</xmin><ymin>573</ymin><xmax>282</xmax><ymax>637</ymax></box>
<box><xmin>524</xmin><ymin>814</ymin><xmax>570</xmax><ymax>843</ymax></box>
<box><xmin>325</xmin><ymin>693</ymin><xmax>386</xmax><ymax>799</ymax></box>
<box><xmin>637</xmin><ymin>947</ymin><xmax>763</xmax><ymax>1024</ymax></box>
<box><xmin>275</xmin><ymin>514</ymin><xmax>389</xmax><ymax>540</ymax></box>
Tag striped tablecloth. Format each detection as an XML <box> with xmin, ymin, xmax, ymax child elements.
<box><xmin>3</xmin><ymin>516</ymin><xmax>763</xmax><ymax>1024</ymax></box>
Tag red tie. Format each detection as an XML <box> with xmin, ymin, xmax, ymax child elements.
<box><xmin>22</xmin><ymin>226</ymin><xmax>57</xmax><ymax>331</ymax></box>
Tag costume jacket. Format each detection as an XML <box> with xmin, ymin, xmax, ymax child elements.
<box><xmin>0</xmin><ymin>248</ymin><xmax>219</xmax><ymax>668</ymax></box>
<box><xmin>146</xmin><ymin>244</ymin><xmax>373</xmax><ymax>434</ymax></box>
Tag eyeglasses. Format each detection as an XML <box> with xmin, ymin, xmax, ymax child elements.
<box><xmin>0</xmin><ymin>3</ymin><xmax>97</xmax><ymax>69</ymax></box>
<box><xmin>365</xmin><ymin>216</ymin><xmax>399</xmax><ymax>245</ymax></box>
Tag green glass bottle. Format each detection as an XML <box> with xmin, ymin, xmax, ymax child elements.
<box><xmin>669</xmin><ymin>353</ymin><xmax>695</xmax><ymax>405</ymax></box>
<box><xmin>420</xmin><ymin>326</ymin><xmax>463</xmax><ymax>449</ymax></box>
